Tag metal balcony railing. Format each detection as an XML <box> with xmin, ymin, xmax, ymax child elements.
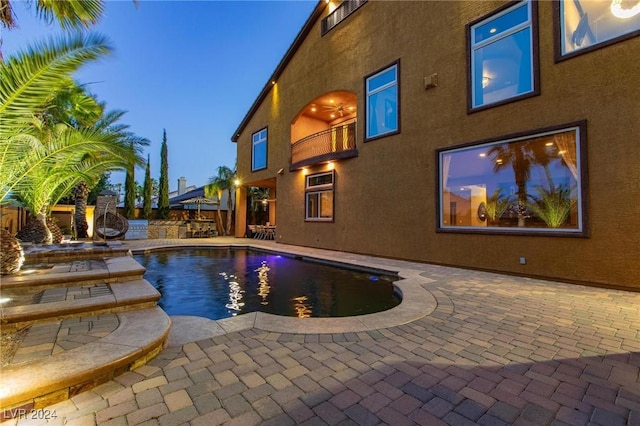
<box><xmin>321</xmin><ymin>0</ymin><xmax>368</xmax><ymax>35</ymax></box>
<box><xmin>290</xmin><ymin>122</ymin><xmax>358</xmax><ymax>170</ymax></box>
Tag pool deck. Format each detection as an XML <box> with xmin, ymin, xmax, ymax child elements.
<box><xmin>2</xmin><ymin>237</ymin><xmax>640</xmax><ymax>425</ymax></box>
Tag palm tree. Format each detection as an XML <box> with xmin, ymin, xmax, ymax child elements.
<box><xmin>207</xmin><ymin>165</ymin><xmax>237</xmax><ymax>236</ymax></box>
<box><xmin>487</xmin><ymin>141</ymin><xmax>535</xmax><ymax>227</ymax></box>
<box><xmin>527</xmin><ymin>184</ymin><xmax>576</xmax><ymax>228</ymax></box>
<box><xmin>1</xmin><ymin>0</ymin><xmax>105</xmax><ymax>60</ymax></box>
<box><xmin>0</xmin><ymin>33</ymin><xmax>112</xmax><ymax>202</ymax></box>
<box><xmin>204</xmin><ymin>181</ymin><xmax>224</xmax><ymax>236</ymax></box>
<box><xmin>484</xmin><ymin>188</ymin><xmax>512</xmax><ymax>225</ymax></box>
<box><xmin>0</xmin><ymin>0</ymin><xmax>103</xmax><ymax>30</ymax></box>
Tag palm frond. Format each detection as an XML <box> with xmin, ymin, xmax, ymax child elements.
<box><xmin>36</xmin><ymin>0</ymin><xmax>104</xmax><ymax>30</ymax></box>
<box><xmin>0</xmin><ymin>33</ymin><xmax>111</xmax><ymax>135</ymax></box>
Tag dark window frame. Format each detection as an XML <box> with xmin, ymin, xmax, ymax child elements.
<box><xmin>364</xmin><ymin>59</ymin><xmax>401</xmax><ymax>143</ymax></box>
<box><xmin>251</xmin><ymin>127</ymin><xmax>268</xmax><ymax>172</ymax></box>
<box><xmin>304</xmin><ymin>170</ymin><xmax>335</xmax><ymax>222</ymax></box>
<box><xmin>435</xmin><ymin>120</ymin><xmax>589</xmax><ymax>237</ymax></box>
<box><xmin>553</xmin><ymin>0</ymin><xmax>640</xmax><ymax>62</ymax></box>
<box><xmin>466</xmin><ymin>0</ymin><xmax>540</xmax><ymax>113</ymax></box>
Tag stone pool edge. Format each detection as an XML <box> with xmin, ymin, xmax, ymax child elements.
<box><xmin>128</xmin><ymin>241</ymin><xmax>438</xmax><ymax>337</ymax></box>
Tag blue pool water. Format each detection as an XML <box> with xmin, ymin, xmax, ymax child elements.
<box><xmin>134</xmin><ymin>248</ymin><xmax>400</xmax><ymax>320</ymax></box>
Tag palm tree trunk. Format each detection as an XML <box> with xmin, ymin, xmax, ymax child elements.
<box><xmin>226</xmin><ymin>188</ymin><xmax>233</xmax><ymax>236</ymax></box>
<box><xmin>74</xmin><ymin>181</ymin><xmax>89</xmax><ymax>238</ymax></box>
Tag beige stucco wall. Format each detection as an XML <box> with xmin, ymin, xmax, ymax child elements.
<box><xmin>235</xmin><ymin>1</ymin><xmax>640</xmax><ymax>290</ymax></box>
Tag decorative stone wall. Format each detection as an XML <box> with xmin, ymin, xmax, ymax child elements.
<box><xmin>147</xmin><ymin>221</ymin><xmax>186</xmax><ymax>239</ymax></box>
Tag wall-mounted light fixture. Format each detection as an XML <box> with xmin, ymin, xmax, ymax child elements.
<box><xmin>277</xmin><ymin>168</ymin><xmax>284</xmax><ymax>175</ymax></box>
<box><xmin>424</xmin><ymin>73</ymin><xmax>438</xmax><ymax>90</ymax></box>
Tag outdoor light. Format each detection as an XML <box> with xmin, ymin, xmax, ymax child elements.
<box><xmin>234</xmin><ymin>179</ymin><xmax>241</xmax><ymax>186</ymax></box>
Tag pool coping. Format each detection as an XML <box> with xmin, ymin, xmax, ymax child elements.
<box><xmin>128</xmin><ymin>240</ymin><xmax>438</xmax><ymax>337</ymax></box>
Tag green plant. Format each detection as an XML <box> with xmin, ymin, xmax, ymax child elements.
<box><xmin>527</xmin><ymin>184</ymin><xmax>576</xmax><ymax>228</ymax></box>
<box><xmin>485</xmin><ymin>188</ymin><xmax>512</xmax><ymax>224</ymax></box>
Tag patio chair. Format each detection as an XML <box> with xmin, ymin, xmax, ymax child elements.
<box><xmin>264</xmin><ymin>226</ymin><xmax>276</xmax><ymax>240</ymax></box>
<box><xmin>254</xmin><ymin>225</ymin><xmax>265</xmax><ymax>239</ymax></box>
<box><xmin>204</xmin><ymin>222</ymin><xmax>216</xmax><ymax>237</ymax></box>
<box><xmin>191</xmin><ymin>222</ymin><xmax>202</xmax><ymax>238</ymax></box>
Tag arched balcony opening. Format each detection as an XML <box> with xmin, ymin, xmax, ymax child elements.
<box><xmin>290</xmin><ymin>91</ymin><xmax>358</xmax><ymax>170</ymax></box>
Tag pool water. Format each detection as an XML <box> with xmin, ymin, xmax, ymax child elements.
<box><xmin>134</xmin><ymin>248</ymin><xmax>400</xmax><ymax>320</ymax></box>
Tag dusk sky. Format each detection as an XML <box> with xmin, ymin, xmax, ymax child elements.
<box><xmin>3</xmin><ymin>0</ymin><xmax>317</xmax><ymax>191</ymax></box>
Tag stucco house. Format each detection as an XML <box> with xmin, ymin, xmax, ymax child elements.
<box><xmin>232</xmin><ymin>0</ymin><xmax>640</xmax><ymax>290</ymax></box>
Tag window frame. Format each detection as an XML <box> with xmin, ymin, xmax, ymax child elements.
<box><xmin>553</xmin><ymin>0</ymin><xmax>640</xmax><ymax>62</ymax></box>
<box><xmin>467</xmin><ymin>0</ymin><xmax>540</xmax><ymax>113</ymax></box>
<box><xmin>435</xmin><ymin>121</ymin><xmax>589</xmax><ymax>237</ymax></box>
<box><xmin>251</xmin><ymin>128</ymin><xmax>268</xmax><ymax>172</ymax></box>
<box><xmin>305</xmin><ymin>171</ymin><xmax>335</xmax><ymax>222</ymax></box>
<box><xmin>364</xmin><ymin>60</ymin><xmax>401</xmax><ymax>142</ymax></box>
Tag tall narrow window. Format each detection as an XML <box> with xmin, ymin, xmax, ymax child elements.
<box><xmin>557</xmin><ymin>0</ymin><xmax>640</xmax><ymax>59</ymax></box>
<box><xmin>305</xmin><ymin>171</ymin><xmax>334</xmax><ymax>221</ymax></box>
<box><xmin>365</xmin><ymin>61</ymin><xmax>399</xmax><ymax>140</ymax></box>
<box><xmin>469</xmin><ymin>1</ymin><xmax>538</xmax><ymax>110</ymax></box>
<box><xmin>252</xmin><ymin>128</ymin><xmax>267</xmax><ymax>171</ymax></box>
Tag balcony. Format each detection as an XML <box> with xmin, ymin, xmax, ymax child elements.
<box><xmin>321</xmin><ymin>0</ymin><xmax>368</xmax><ymax>35</ymax></box>
<box><xmin>290</xmin><ymin>122</ymin><xmax>358</xmax><ymax>170</ymax></box>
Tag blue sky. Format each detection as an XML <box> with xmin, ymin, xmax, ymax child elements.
<box><xmin>3</xmin><ymin>0</ymin><xmax>317</xmax><ymax>191</ymax></box>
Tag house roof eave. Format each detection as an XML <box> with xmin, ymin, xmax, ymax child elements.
<box><xmin>230</xmin><ymin>0</ymin><xmax>326</xmax><ymax>143</ymax></box>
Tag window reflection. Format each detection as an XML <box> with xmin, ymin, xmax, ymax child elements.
<box><xmin>366</xmin><ymin>63</ymin><xmax>399</xmax><ymax>139</ymax></box>
<box><xmin>561</xmin><ymin>0</ymin><xmax>640</xmax><ymax>55</ymax></box>
<box><xmin>439</xmin><ymin>126</ymin><xmax>583</xmax><ymax>233</ymax></box>
<box><xmin>470</xmin><ymin>1</ymin><xmax>535</xmax><ymax>108</ymax></box>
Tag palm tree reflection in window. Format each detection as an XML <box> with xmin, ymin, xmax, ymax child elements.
<box><xmin>488</xmin><ymin>133</ymin><xmax>578</xmax><ymax>228</ymax></box>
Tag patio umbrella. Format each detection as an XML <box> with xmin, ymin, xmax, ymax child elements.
<box><xmin>179</xmin><ymin>196</ymin><xmax>219</xmax><ymax>218</ymax></box>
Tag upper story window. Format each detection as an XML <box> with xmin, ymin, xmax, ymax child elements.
<box><xmin>305</xmin><ymin>171</ymin><xmax>334</xmax><ymax>221</ymax></box>
<box><xmin>321</xmin><ymin>0</ymin><xmax>368</xmax><ymax>35</ymax></box>
<box><xmin>556</xmin><ymin>0</ymin><xmax>640</xmax><ymax>59</ymax></box>
<box><xmin>365</xmin><ymin>61</ymin><xmax>399</xmax><ymax>141</ymax></box>
<box><xmin>469</xmin><ymin>1</ymin><xmax>539</xmax><ymax>111</ymax></box>
<box><xmin>437</xmin><ymin>122</ymin><xmax>587</xmax><ymax>236</ymax></box>
<box><xmin>252</xmin><ymin>128</ymin><xmax>267</xmax><ymax>171</ymax></box>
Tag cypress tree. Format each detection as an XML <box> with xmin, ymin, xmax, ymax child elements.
<box><xmin>157</xmin><ymin>129</ymin><xmax>170</xmax><ymax>219</ymax></box>
<box><xmin>143</xmin><ymin>154</ymin><xmax>153</xmax><ymax>219</ymax></box>
<box><xmin>124</xmin><ymin>162</ymin><xmax>136</xmax><ymax>219</ymax></box>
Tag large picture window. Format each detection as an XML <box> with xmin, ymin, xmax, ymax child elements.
<box><xmin>305</xmin><ymin>171</ymin><xmax>334</xmax><ymax>221</ymax></box>
<box><xmin>365</xmin><ymin>61</ymin><xmax>399</xmax><ymax>140</ymax></box>
<box><xmin>252</xmin><ymin>128</ymin><xmax>267</xmax><ymax>171</ymax></box>
<box><xmin>437</xmin><ymin>123</ymin><xmax>587</xmax><ymax>235</ymax></box>
<box><xmin>469</xmin><ymin>1</ymin><xmax>538</xmax><ymax>110</ymax></box>
<box><xmin>557</xmin><ymin>0</ymin><xmax>640</xmax><ymax>58</ymax></box>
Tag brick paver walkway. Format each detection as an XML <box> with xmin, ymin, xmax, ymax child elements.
<box><xmin>2</xmin><ymin>240</ymin><xmax>639</xmax><ymax>425</ymax></box>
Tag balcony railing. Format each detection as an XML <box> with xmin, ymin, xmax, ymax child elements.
<box><xmin>290</xmin><ymin>122</ymin><xmax>358</xmax><ymax>170</ymax></box>
<box><xmin>321</xmin><ymin>0</ymin><xmax>368</xmax><ymax>35</ymax></box>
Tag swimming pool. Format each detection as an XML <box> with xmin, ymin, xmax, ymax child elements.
<box><xmin>134</xmin><ymin>248</ymin><xmax>400</xmax><ymax>320</ymax></box>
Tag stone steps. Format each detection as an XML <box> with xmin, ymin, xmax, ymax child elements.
<box><xmin>0</xmin><ymin>307</ymin><xmax>171</xmax><ymax>414</ymax></box>
<box><xmin>0</xmin><ymin>251</ymin><xmax>171</xmax><ymax>420</ymax></box>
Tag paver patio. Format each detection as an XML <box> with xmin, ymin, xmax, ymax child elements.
<box><xmin>1</xmin><ymin>238</ymin><xmax>638</xmax><ymax>425</ymax></box>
